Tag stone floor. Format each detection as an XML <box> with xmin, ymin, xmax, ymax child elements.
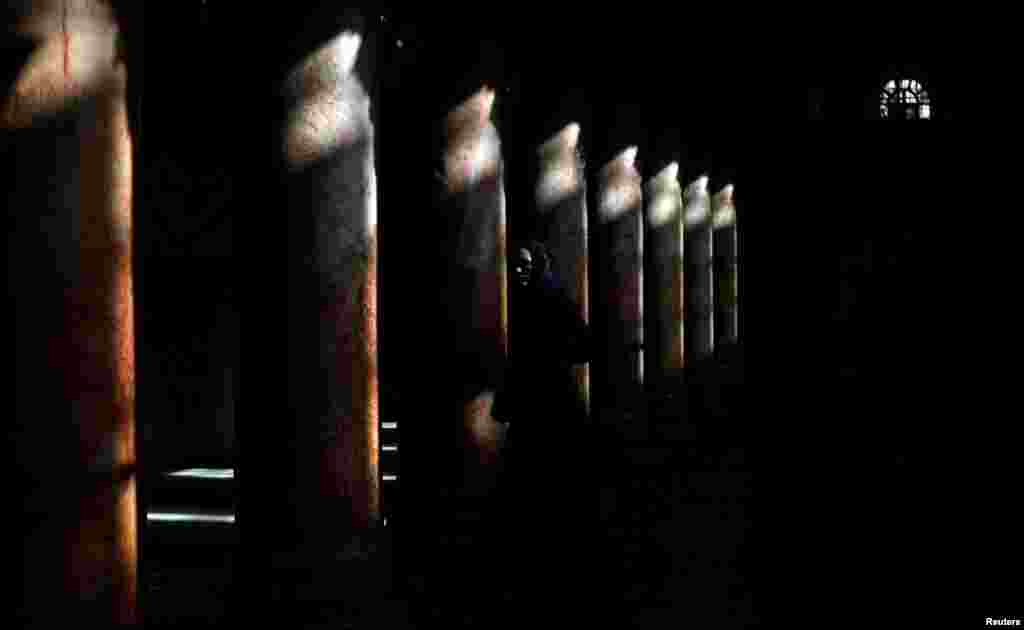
<box><xmin>133</xmin><ymin>383</ymin><xmax>755</xmax><ymax>627</ymax></box>
<box><xmin>142</xmin><ymin>434</ymin><xmax>754</xmax><ymax>628</ymax></box>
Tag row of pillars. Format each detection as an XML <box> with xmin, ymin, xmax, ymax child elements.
<box><xmin>6</xmin><ymin>3</ymin><xmax>737</xmax><ymax>623</ymax></box>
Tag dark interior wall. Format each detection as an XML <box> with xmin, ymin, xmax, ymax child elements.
<box><xmin>95</xmin><ymin>5</ymin><xmax>774</xmax><ymax>473</ymax></box>
<box><xmin>132</xmin><ymin>3</ymin><xmax>238</xmax><ymax>470</ymax></box>
<box><xmin>2</xmin><ymin>2</ymin><xmax>939</xmax><ymax>491</ymax></box>
<box><xmin>13</xmin><ymin>4</ymin><xmax>1011</xmax><ymax>617</ymax></box>
<box><xmin>5</xmin><ymin>8</ymin><xmax>972</xmax><ymax>469</ymax></box>
<box><xmin>7</xmin><ymin>112</ymin><xmax>82</xmax><ymax>478</ymax></box>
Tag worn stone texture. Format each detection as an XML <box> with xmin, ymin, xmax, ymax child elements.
<box><xmin>2</xmin><ymin>0</ymin><xmax>121</xmax><ymax>128</ymax></box>
<box><xmin>7</xmin><ymin>2</ymin><xmax>138</xmax><ymax>623</ymax></box>
<box><xmin>283</xmin><ymin>27</ymin><xmax>380</xmax><ymax>531</ymax></box>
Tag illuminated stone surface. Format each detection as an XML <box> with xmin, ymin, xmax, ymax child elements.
<box><xmin>684</xmin><ymin>175</ymin><xmax>713</xmax><ymax>361</ymax></box>
<box><xmin>645</xmin><ymin>162</ymin><xmax>685</xmax><ymax>381</ymax></box>
<box><xmin>596</xmin><ymin>147</ymin><xmax>644</xmax><ymax>409</ymax></box>
<box><xmin>5</xmin><ymin>1</ymin><xmax>138</xmax><ymax>624</ymax></box>
<box><xmin>442</xmin><ymin>87</ymin><xmax>508</xmax><ymax>481</ymax></box>
<box><xmin>535</xmin><ymin>123</ymin><xmax>589</xmax><ymax>415</ymax></box>
<box><xmin>282</xmin><ymin>24</ymin><xmax>380</xmax><ymax>530</ymax></box>
<box><xmin>2</xmin><ymin>0</ymin><xmax>120</xmax><ymax>128</ymax></box>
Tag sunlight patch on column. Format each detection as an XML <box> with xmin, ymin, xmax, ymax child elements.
<box><xmin>536</xmin><ymin>122</ymin><xmax>582</xmax><ymax>207</ymax></box>
<box><xmin>444</xmin><ymin>87</ymin><xmax>501</xmax><ymax>194</ymax></box>
<box><xmin>598</xmin><ymin>146</ymin><xmax>642</xmax><ymax>222</ymax></box>
<box><xmin>683</xmin><ymin>175</ymin><xmax>711</xmax><ymax>228</ymax></box>
<box><xmin>283</xmin><ymin>31</ymin><xmax>368</xmax><ymax>170</ymax></box>
<box><xmin>646</xmin><ymin>162</ymin><xmax>682</xmax><ymax>228</ymax></box>
<box><xmin>712</xmin><ymin>184</ymin><xmax>736</xmax><ymax>228</ymax></box>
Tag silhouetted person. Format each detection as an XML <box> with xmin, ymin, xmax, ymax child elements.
<box><xmin>485</xmin><ymin>241</ymin><xmax>592</xmax><ymax>618</ymax></box>
<box><xmin>495</xmin><ymin>240</ymin><xmax>590</xmax><ymax>447</ymax></box>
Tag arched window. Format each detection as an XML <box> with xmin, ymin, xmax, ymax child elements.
<box><xmin>880</xmin><ymin>78</ymin><xmax>932</xmax><ymax>120</ymax></box>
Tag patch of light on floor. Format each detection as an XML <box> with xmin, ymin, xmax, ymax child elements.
<box><xmin>165</xmin><ymin>468</ymin><xmax>235</xmax><ymax>480</ymax></box>
<box><xmin>147</xmin><ymin>512</ymin><xmax>235</xmax><ymax>524</ymax></box>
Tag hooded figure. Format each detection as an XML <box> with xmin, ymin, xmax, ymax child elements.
<box><xmin>483</xmin><ymin>240</ymin><xmax>592</xmax><ymax>610</ymax></box>
<box><xmin>494</xmin><ymin>240</ymin><xmax>590</xmax><ymax>429</ymax></box>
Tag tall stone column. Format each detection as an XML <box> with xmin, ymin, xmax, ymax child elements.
<box><xmin>644</xmin><ymin>162</ymin><xmax>685</xmax><ymax>385</ymax></box>
<box><xmin>281</xmin><ymin>21</ymin><xmax>380</xmax><ymax>534</ymax></box>
<box><xmin>5</xmin><ymin>1</ymin><xmax>137</xmax><ymax>624</ymax></box>
<box><xmin>712</xmin><ymin>184</ymin><xmax>739</xmax><ymax>347</ymax></box>
<box><xmin>535</xmin><ymin>122</ymin><xmax>589</xmax><ymax>417</ymax></box>
<box><xmin>595</xmin><ymin>147</ymin><xmax>644</xmax><ymax>418</ymax></box>
<box><xmin>684</xmin><ymin>175</ymin><xmax>714</xmax><ymax>362</ymax></box>
<box><xmin>441</xmin><ymin>87</ymin><xmax>508</xmax><ymax>480</ymax></box>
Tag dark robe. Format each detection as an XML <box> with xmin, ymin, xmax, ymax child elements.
<box><xmin>494</xmin><ymin>269</ymin><xmax>590</xmax><ymax>432</ymax></box>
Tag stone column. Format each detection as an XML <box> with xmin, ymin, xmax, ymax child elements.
<box><xmin>644</xmin><ymin>162</ymin><xmax>685</xmax><ymax>385</ymax></box>
<box><xmin>712</xmin><ymin>184</ymin><xmax>739</xmax><ymax>347</ymax></box>
<box><xmin>5</xmin><ymin>1</ymin><xmax>137</xmax><ymax>624</ymax></box>
<box><xmin>535</xmin><ymin>122</ymin><xmax>589</xmax><ymax>417</ymax></box>
<box><xmin>595</xmin><ymin>147</ymin><xmax>644</xmax><ymax>416</ymax></box>
<box><xmin>281</xmin><ymin>22</ymin><xmax>380</xmax><ymax>533</ymax></box>
<box><xmin>74</xmin><ymin>57</ymin><xmax>137</xmax><ymax>626</ymax></box>
<box><xmin>684</xmin><ymin>175</ymin><xmax>713</xmax><ymax>362</ymax></box>
<box><xmin>441</xmin><ymin>87</ymin><xmax>508</xmax><ymax>478</ymax></box>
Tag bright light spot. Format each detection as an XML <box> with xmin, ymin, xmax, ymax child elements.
<box><xmin>283</xmin><ymin>31</ymin><xmax>367</xmax><ymax>170</ymax></box>
<box><xmin>147</xmin><ymin>512</ymin><xmax>235</xmax><ymax>524</ymax></box>
<box><xmin>382</xmin><ymin>422</ymin><xmax>398</xmax><ymax>430</ymax></box>
<box><xmin>658</xmin><ymin>162</ymin><xmax>680</xmax><ymax>182</ymax></box>
<box><xmin>537</xmin><ymin>166</ymin><xmax>579</xmax><ymax>206</ymax></box>
<box><xmin>646</xmin><ymin>162</ymin><xmax>682</xmax><ymax>228</ymax></box>
<box><xmin>561</xmin><ymin>122</ymin><xmax>582</xmax><ymax>148</ymax></box>
<box><xmin>648</xmin><ymin>197</ymin><xmax>678</xmax><ymax>226</ymax></box>
<box><xmin>166</xmin><ymin>468</ymin><xmax>235</xmax><ymax>480</ymax></box>
<box><xmin>618</xmin><ymin>146</ymin><xmax>639</xmax><ymax>170</ymax></box>
<box><xmin>598</xmin><ymin>147</ymin><xmax>642</xmax><ymax>221</ymax></box>
<box><xmin>536</xmin><ymin>123</ymin><xmax>583</xmax><ymax>207</ymax></box>
<box><xmin>712</xmin><ymin>184</ymin><xmax>736</xmax><ymax>229</ymax></box>
<box><xmin>600</xmin><ymin>184</ymin><xmax>641</xmax><ymax>221</ymax></box>
<box><xmin>4</xmin><ymin>3</ymin><xmax>121</xmax><ymax>128</ymax></box>
<box><xmin>448</xmin><ymin>87</ymin><xmax>496</xmax><ymax>134</ymax></box>
<box><xmin>382</xmin><ymin>445</ymin><xmax>398</xmax><ymax>452</ymax></box>
<box><xmin>384</xmin><ymin>475</ymin><xmax>398</xmax><ymax>482</ymax></box>
<box><xmin>444</xmin><ymin>87</ymin><xmax>501</xmax><ymax>193</ymax></box>
<box><xmin>683</xmin><ymin>176</ymin><xmax>711</xmax><ymax>227</ymax></box>
<box><xmin>397</xmin><ymin>40</ymin><xmax>404</xmax><ymax>48</ymax></box>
